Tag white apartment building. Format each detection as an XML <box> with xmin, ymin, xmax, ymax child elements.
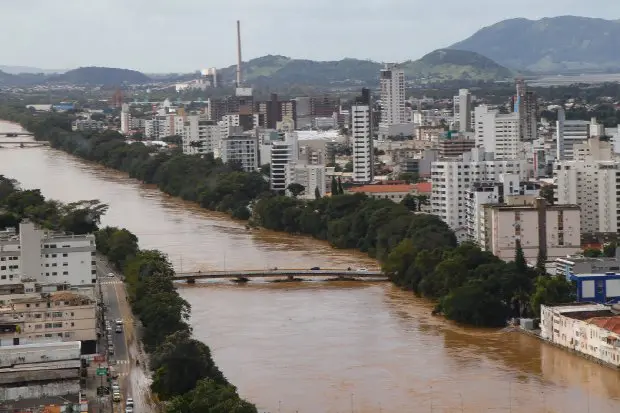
<box><xmin>540</xmin><ymin>303</ymin><xmax>620</xmax><ymax>367</ymax></box>
<box><xmin>351</xmin><ymin>89</ymin><xmax>373</xmax><ymax>183</ymax></box>
<box><xmin>475</xmin><ymin>105</ymin><xmax>521</xmax><ymax>160</ymax></box>
<box><xmin>482</xmin><ymin>198</ymin><xmax>581</xmax><ymax>262</ymax></box>
<box><xmin>270</xmin><ymin>132</ymin><xmax>299</xmax><ymax>192</ymax></box>
<box><xmin>556</xmin><ymin>108</ymin><xmax>591</xmax><ymax>160</ymax></box>
<box><xmin>71</xmin><ymin>119</ymin><xmax>106</xmax><ymax>133</ymax></box>
<box><xmin>220</xmin><ymin>135</ymin><xmax>258</xmax><ymax>172</ymax></box>
<box><xmin>0</xmin><ymin>289</ymin><xmax>97</xmax><ymax>348</ymax></box>
<box><xmin>120</xmin><ymin>103</ymin><xmax>131</xmax><ymax>135</ymax></box>
<box><xmin>555</xmin><ymin>138</ymin><xmax>620</xmax><ymax>234</ymax></box>
<box><xmin>181</xmin><ymin>115</ymin><xmax>220</xmax><ymax>155</ymax></box>
<box><xmin>379</xmin><ymin>64</ymin><xmax>406</xmax><ymax>139</ymax></box>
<box><xmin>286</xmin><ymin>163</ymin><xmax>326</xmax><ymax>200</ymax></box>
<box><xmin>144</xmin><ymin>115</ymin><xmax>174</xmax><ymax>140</ymax></box>
<box><xmin>0</xmin><ymin>222</ymin><xmax>96</xmax><ymax>286</ymax></box>
<box><xmin>431</xmin><ymin>148</ymin><xmax>525</xmax><ymax>241</ymax></box>
<box><xmin>454</xmin><ymin>89</ymin><xmax>473</xmax><ymax>132</ymax></box>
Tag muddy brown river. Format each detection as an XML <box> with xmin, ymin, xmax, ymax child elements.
<box><xmin>1</xmin><ymin>121</ymin><xmax>619</xmax><ymax>412</ymax></box>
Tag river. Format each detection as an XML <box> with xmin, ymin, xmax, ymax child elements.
<box><xmin>0</xmin><ymin>121</ymin><xmax>619</xmax><ymax>412</ymax></box>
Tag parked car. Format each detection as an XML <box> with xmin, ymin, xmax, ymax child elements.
<box><xmin>113</xmin><ymin>392</ymin><xmax>121</xmax><ymax>402</ymax></box>
<box><xmin>310</xmin><ymin>267</ymin><xmax>320</xmax><ymax>270</ymax></box>
<box><xmin>108</xmin><ymin>272</ymin><xmax>115</xmax><ymax>277</ymax></box>
<box><xmin>126</xmin><ymin>398</ymin><xmax>134</xmax><ymax>408</ymax></box>
<box><xmin>108</xmin><ymin>345</ymin><xmax>115</xmax><ymax>355</ymax></box>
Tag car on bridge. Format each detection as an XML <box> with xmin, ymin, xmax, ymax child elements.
<box><xmin>310</xmin><ymin>267</ymin><xmax>320</xmax><ymax>270</ymax></box>
<box><xmin>356</xmin><ymin>268</ymin><xmax>368</xmax><ymax>272</ymax></box>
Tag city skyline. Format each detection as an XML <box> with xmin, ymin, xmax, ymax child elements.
<box><xmin>0</xmin><ymin>0</ymin><xmax>618</xmax><ymax>73</ymax></box>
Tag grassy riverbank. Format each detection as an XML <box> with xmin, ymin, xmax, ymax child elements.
<box><xmin>0</xmin><ymin>107</ymin><xmax>576</xmax><ymax>327</ymax></box>
<box><xmin>0</xmin><ymin>176</ymin><xmax>258</xmax><ymax>413</ymax></box>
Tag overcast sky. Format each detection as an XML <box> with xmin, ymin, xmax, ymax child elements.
<box><xmin>0</xmin><ymin>0</ymin><xmax>617</xmax><ymax>73</ymax></box>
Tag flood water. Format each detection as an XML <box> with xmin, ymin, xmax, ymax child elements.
<box><xmin>1</xmin><ymin>121</ymin><xmax>619</xmax><ymax>412</ymax></box>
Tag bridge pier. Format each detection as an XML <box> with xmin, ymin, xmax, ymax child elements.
<box><xmin>287</xmin><ymin>274</ymin><xmax>294</xmax><ymax>280</ymax></box>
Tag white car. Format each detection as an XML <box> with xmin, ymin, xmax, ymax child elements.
<box><xmin>125</xmin><ymin>407</ymin><xmax>133</xmax><ymax>413</ymax></box>
<box><xmin>126</xmin><ymin>397</ymin><xmax>134</xmax><ymax>408</ymax></box>
<box><xmin>108</xmin><ymin>272</ymin><xmax>115</xmax><ymax>277</ymax></box>
<box><xmin>356</xmin><ymin>268</ymin><xmax>368</xmax><ymax>272</ymax></box>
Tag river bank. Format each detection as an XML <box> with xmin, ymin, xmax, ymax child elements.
<box><xmin>1</xmin><ymin>120</ymin><xmax>619</xmax><ymax>412</ymax></box>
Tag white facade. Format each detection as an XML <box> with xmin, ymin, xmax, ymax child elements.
<box><xmin>379</xmin><ymin>64</ymin><xmax>406</xmax><ymax>131</ymax></box>
<box><xmin>454</xmin><ymin>89</ymin><xmax>472</xmax><ymax>133</ymax></box>
<box><xmin>286</xmin><ymin>163</ymin><xmax>326</xmax><ymax>199</ymax></box>
<box><xmin>540</xmin><ymin>304</ymin><xmax>620</xmax><ymax>367</ymax></box>
<box><xmin>475</xmin><ymin>105</ymin><xmax>521</xmax><ymax>160</ymax></box>
<box><xmin>120</xmin><ymin>103</ymin><xmax>131</xmax><ymax>135</ymax></box>
<box><xmin>555</xmin><ymin>140</ymin><xmax>620</xmax><ymax>234</ymax></box>
<box><xmin>351</xmin><ymin>93</ymin><xmax>373</xmax><ymax>183</ymax></box>
<box><xmin>181</xmin><ymin>115</ymin><xmax>219</xmax><ymax>155</ymax></box>
<box><xmin>483</xmin><ymin>200</ymin><xmax>581</xmax><ymax>262</ymax></box>
<box><xmin>270</xmin><ymin>132</ymin><xmax>299</xmax><ymax>192</ymax></box>
<box><xmin>0</xmin><ymin>222</ymin><xmax>96</xmax><ymax>286</ymax></box>
<box><xmin>71</xmin><ymin>119</ymin><xmax>106</xmax><ymax>133</ymax></box>
<box><xmin>431</xmin><ymin>149</ymin><xmax>525</xmax><ymax>241</ymax></box>
<box><xmin>220</xmin><ymin>135</ymin><xmax>258</xmax><ymax>172</ymax></box>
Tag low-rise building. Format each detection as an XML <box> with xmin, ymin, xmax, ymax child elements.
<box><xmin>555</xmin><ymin>250</ymin><xmax>620</xmax><ymax>279</ymax></box>
<box><xmin>0</xmin><ymin>289</ymin><xmax>97</xmax><ymax>352</ymax></box>
<box><xmin>570</xmin><ymin>273</ymin><xmax>620</xmax><ymax>304</ymax></box>
<box><xmin>540</xmin><ymin>303</ymin><xmax>620</xmax><ymax>367</ymax></box>
<box><xmin>71</xmin><ymin>119</ymin><xmax>107</xmax><ymax>133</ymax></box>
<box><xmin>348</xmin><ymin>182</ymin><xmax>430</xmax><ymax>205</ymax></box>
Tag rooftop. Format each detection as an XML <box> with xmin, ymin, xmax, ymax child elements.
<box><xmin>349</xmin><ymin>184</ymin><xmax>416</xmax><ymax>194</ymax></box>
<box><xmin>588</xmin><ymin>316</ymin><xmax>620</xmax><ymax>335</ymax></box>
<box><xmin>565</xmin><ymin>310</ymin><xmax>616</xmax><ymax>320</ymax></box>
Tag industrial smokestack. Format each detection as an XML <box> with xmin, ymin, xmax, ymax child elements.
<box><xmin>236</xmin><ymin>20</ymin><xmax>242</xmax><ymax>87</ymax></box>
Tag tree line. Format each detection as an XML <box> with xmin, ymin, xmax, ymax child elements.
<box><xmin>0</xmin><ymin>106</ymin><xmax>576</xmax><ymax>327</ymax></box>
<box><xmin>0</xmin><ymin>176</ymin><xmax>257</xmax><ymax>413</ymax></box>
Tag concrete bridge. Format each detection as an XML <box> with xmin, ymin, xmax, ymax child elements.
<box><xmin>0</xmin><ymin>141</ymin><xmax>49</xmax><ymax>146</ymax></box>
<box><xmin>0</xmin><ymin>132</ymin><xmax>33</xmax><ymax>137</ymax></box>
<box><xmin>175</xmin><ymin>269</ymin><xmax>386</xmax><ymax>283</ymax></box>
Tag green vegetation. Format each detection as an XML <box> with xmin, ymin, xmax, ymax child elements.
<box><xmin>0</xmin><ymin>107</ymin><xmax>576</xmax><ymax>327</ymax></box>
<box><xmin>0</xmin><ymin>176</ymin><xmax>256</xmax><ymax>412</ymax></box>
<box><xmin>450</xmin><ymin>16</ymin><xmax>620</xmax><ymax>72</ymax></box>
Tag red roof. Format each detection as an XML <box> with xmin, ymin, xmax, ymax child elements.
<box><xmin>349</xmin><ymin>184</ymin><xmax>416</xmax><ymax>194</ymax></box>
<box><xmin>588</xmin><ymin>316</ymin><xmax>620</xmax><ymax>334</ymax></box>
<box><xmin>415</xmin><ymin>182</ymin><xmax>432</xmax><ymax>194</ymax></box>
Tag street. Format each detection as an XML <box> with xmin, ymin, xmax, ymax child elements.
<box><xmin>97</xmin><ymin>258</ymin><xmax>155</xmax><ymax>413</ymax></box>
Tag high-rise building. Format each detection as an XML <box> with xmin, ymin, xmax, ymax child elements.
<box><xmin>431</xmin><ymin>148</ymin><xmax>525</xmax><ymax>241</ymax></box>
<box><xmin>220</xmin><ymin>135</ymin><xmax>258</xmax><ymax>172</ymax></box>
<box><xmin>475</xmin><ymin>105</ymin><xmax>521</xmax><ymax>160</ymax></box>
<box><xmin>556</xmin><ymin>108</ymin><xmax>591</xmax><ymax>161</ymax></box>
<box><xmin>286</xmin><ymin>163</ymin><xmax>326</xmax><ymax>200</ymax></box>
<box><xmin>379</xmin><ymin>64</ymin><xmax>406</xmax><ymax>138</ymax></box>
<box><xmin>181</xmin><ymin>115</ymin><xmax>219</xmax><ymax>155</ymax></box>
<box><xmin>270</xmin><ymin>132</ymin><xmax>299</xmax><ymax>193</ymax></box>
<box><xmin>351</xmin><ymin>88</ymin><xmax>373</xmax><ymax>183</ymax></box>
<box><xmin>555</xmin><ymin>137</ymin><xmax>619</xmax><ymax>235</ymax></box>
<box><xmin>120</xmin><ymin>103</ymin><xmax>131</xmax><ymax>135</ymax></box>
<box><xmin>514</xmin><ymin>79</ymin><xmax>538</xmax><ymax>141</ymax></box>
<box><xmin>454</xmin><ymin>89</ymin><xmax>472</xmax><ymax>132</ymax></box>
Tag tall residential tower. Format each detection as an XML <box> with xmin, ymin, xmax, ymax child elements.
<box><xmin>351</xmin><ymin>88</ymin><xmax>373</xmax><ymax>183</ymax></box>
<box><xmin>379</xmin><ymin>64</ymin><xmax>406</xmax><ymax>139</ymax></box>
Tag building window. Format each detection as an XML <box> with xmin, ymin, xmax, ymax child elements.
<box><xmin>53</xmin><ymin>312</ymin><xmax>63</xmax><ymax>317</ymax></box>
<box><xmin>63</xmin><ymin>271</ymin><xmax>68</xmax><ymax>275</ymax></box>
<box><xmin>53</xmin><ymin>322</ymin><xmax>62</xmax><ymax>328</ymax></box>
<box><xmin>44</xmin><ymin>323</ymin><xmax>52</xmax><ymax>329</ymax></box>
<box><xmin>63</xmin><ymin>253</ymin><xmax>68</xmax><ymax>257</ymax></box>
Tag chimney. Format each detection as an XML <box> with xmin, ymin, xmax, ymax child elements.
<box><xmin>236</xmin><ymin>20</ymin><xmax>242</xmax><ymax>87</ymax></box>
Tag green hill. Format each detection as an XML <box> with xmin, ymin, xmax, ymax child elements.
<box><xmin>401</xmin><ymin>49</ymin><xmax>514</xmax><ymax>82</ymax></box>
<box><xmin>48</xmin><ymin>67</ymin><xmax>151</xmax><ymax>85</ymax></box>
<box><xmin>217</xmin><ymin>51</ymin><xmax>512</xmax><ymax>86</ymax></box>
<box><xmin>449</xmin><ymin>16</ymin><xmax>620</xmax><ymax>72</ymax></box>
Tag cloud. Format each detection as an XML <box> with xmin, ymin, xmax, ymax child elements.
<box><xmin>0</xmin><ymin>0</ymin><xmax>618</xmax><ymax>72</ymax></box>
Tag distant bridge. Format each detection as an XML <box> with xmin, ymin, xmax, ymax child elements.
<box><xmin>175</xmin><ymin>269</ymin><xmax>386</xmax><ymax>283</ymax></box>
<box><xmin>0</xmin><ymin>141</ymin><xmax>49</xmax><ymax>146</ymax></box>
<box><xmin>0</xmin><ymin>132</ymin><xmax>34</xmax><ymax>137</ymax></box>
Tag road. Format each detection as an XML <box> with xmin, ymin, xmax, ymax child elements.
<box><xmin>97</xmin><ymin>258</ymin><xmax>154</xmax><ymax>413</ymax></box>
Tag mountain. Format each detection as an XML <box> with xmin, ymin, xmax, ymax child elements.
<box><xmin>47</xmin><ymin>67</ymin><xmax>151</xmax><ymax>85</ymax></box>
<box><xmin>449</xmin><ymin>16</ymin><xmax>620</xmax><ymax>72</ymax></box>
<box><xmin>401</xmin><ymin>49</ymin><xmax>513</xmax><ymax>82</ymax></box>
<box><xmin>216</xmin><ymin>51</ymin><xmax>512</xmax><ymax>86</ymax></box>
<box><xmin>0</xmin><ymin>65</ymin><xmax>66</xmax><ymax>75</ymax></box>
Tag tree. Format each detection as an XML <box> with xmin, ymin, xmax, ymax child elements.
<box><xmin>539</xmin><ymin>185</ymin><xmax>554</xmax><ymax>205</ymax></box>
<box><xmin>583</xmin><ymin>248</ymin><xmax>602</xmax><ymax>258</ymax></box>
<box><xmin>604</xmin><ymin>242</ymin><xmax>618</xmax><ymax>257</ymax></box>
<box><xmin>401</xmin><ymin>194</ymin><xmax>416</xmax><ymax>211</ymax></box>
<box><xmin>530</xmin><ymin>275</ymin><xmax>576</xmax><ymax>316</ymax></box>
<box><xmin>314</xmin><ymin>186</ymin><xmax>321</xmax><ymax>200</ymax></box>
<box><xmin>515</xmin><ymin>239</ymin><xmax>527</xmax><ymax>274</ymax></box>
<box><xmin>259</xmin><ymin>164</ymin><xmax>270</xmax><ymax>176</ymax></box>
<box><xmin>337</xmin><ymin>178</ymin><xmax>344</xmax><ymax>195</ymax></box>
<box><xmin>287</xmin><ymin>183</ymin><xmax>305</xmax><ymax>198</ymax></box>
<box><xmin>331</xmin><ymin>176</ymin><xmax>339</xmax><ymax>195</ymax></box>
<box><xmin>398</xmin><ymin>172</ymin><xmax>419</xmax><ymax>183</ymax></box>
<box><xmin>151</xmin><ymin>330</ymin><xmax>227</xmax><ymax>400</ymax></box>
<box><xmin>536</xmin><ymin>248</ymin><xmax>547</xmax><ymax>275</ymax></box>
<box><xmin>165</xmin><ymin>379</ymin><xmax>258</xmax><ymax>413</ymax></box>
<box><xmin>415</xmin><ymin>195</ymin><xmax>429</xmax><ymax>211</ymax></box>
<box><xmin>343</xmin><ymin>161</ymin><xmax>353</xmax><ymax>172</ymax></box>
